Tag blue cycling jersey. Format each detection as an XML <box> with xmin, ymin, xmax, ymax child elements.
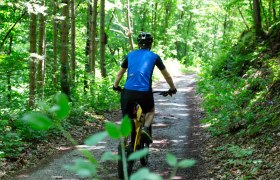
<box><xmin>121</xmin><ymin>49</ymin><xmax>165</xmax><ymax>92</ymax></box>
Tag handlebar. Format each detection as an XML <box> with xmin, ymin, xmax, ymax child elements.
<box><xmin>153</xmin><ymin>90</ymin><xmax>174</xmax><ymax>97</ymax></box>
<box><xmin>113</xmin><ymin>86</ymin><xmax>176</xmax><ymax>97</ymax></box>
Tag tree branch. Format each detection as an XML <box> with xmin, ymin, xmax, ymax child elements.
<box><xmin>0</xmin><ymin>11</ymin><xmax>27</xmax><ymax>50</ymax></box>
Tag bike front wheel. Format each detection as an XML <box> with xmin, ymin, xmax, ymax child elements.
<box><xmin>140</xmin><ymin>141</ymin><xmax>149</xmax><ymax>166</ymax></box>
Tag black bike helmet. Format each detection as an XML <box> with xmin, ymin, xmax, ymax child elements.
<box><xmin>137</xmin><ymin>32</ymin><xmax>153</xmax><ymax>48</ymax></box>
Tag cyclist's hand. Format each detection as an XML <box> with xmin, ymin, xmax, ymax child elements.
<box><xmin>167</xmin><ymin>88</ymin><xmax>177</xmax><ymax>96</ymax></box>
<box><xmin>159</xmin><ymin>91</ymin><xmax>169</xmax><ymax>96</ymax></box>
<box><xmin>113</xmin><ymin>86</ymin><xmax>122</xmax><ymax>92</ymax></box>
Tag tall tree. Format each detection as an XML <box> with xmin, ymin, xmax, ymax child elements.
<box><xmin>7</xmin><ymin>36</ymin><xmax>13</xmax><ymax>102</ymax></box>
<box><xmin>100</xmin><ymin>0</ymin><xmax>107</xmax><ymax>78</ymax></box>
<box><xmin>88</xmin><ymin>3</ymin><xmax>93</xmax><ymax>74</ymax></box>
<box><xmin>71</xmin><ymin>0</ymin><xmax>76</xmax><ymax>83</ymax></box>
<box><xmin>269</xmin><ymin>0</ymin><xmax>277</xmax><ymax>22</ymax></box>
<box><xmin>126</xmin><ymin>0</ymin><xmax>134</xmax><ymax>50</ymax></box>
<box><xmin>152</xmin><ymin>2</ymin><xmax>158</xmax><ymax>45</ymax></box>
<box><xmin>60</xmin><ymin>0</ymin><xmax>71</xmax><ymax>97</ymax></box>
<box><xmin>253</xmin><ymin>0</ymin><xmax>264</xmax><ymax>38</ymax></box>
<box><xmin>91</xmin><ymin>0</ymin><xmax>98</xmax><ymax>84</ymax></box>
<box><xmin>84</xmin><ymin>3</ymin><xmax>92</xmax><ymax>93</ymax></box>
<box><xmin>29</xmin><ymin>8</ymin><xmax>37</xmax><ymax>107</ymax></box>
<box><xmin>53</xmin><ymin>0</ymin><xmax>58</xmax><ymax>90</ymax></box>
<box><xmin>37</xmin><ymin>0</ymin><xmax>46</xmax><ymax>99</ymax></box>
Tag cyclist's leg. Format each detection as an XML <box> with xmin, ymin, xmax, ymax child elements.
<box><xmin>138</xmin><ymin>91</ymin><xmax>154</xmax><ymax>143</ymax></box>
<box><xmin>144</xmin><ymin>107</ymin><xmax>155</xmax><ymax>127</ymax></box>
<box><xmin>138</xmin><ymin>91</ymin><xmax>155</xmax><ymax>126</ymax></box>
<box><xmin>121</xmin><ymin>89</ymin><xmax>136</xmax><ymax>143</ymax></box>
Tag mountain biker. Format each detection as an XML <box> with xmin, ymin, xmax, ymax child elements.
<box><xmin>113</xmin><ymin>32</ymin><xmax>177</xmax><ymax>143</ymax></box>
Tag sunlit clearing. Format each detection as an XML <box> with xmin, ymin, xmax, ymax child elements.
<box><xmin>152</xmin><ymin>139</ymin><xmax>169</xmax><ymax>144</ymax></box>
<box><xmin>171</xmin><ymin>139</ymin><xmax>184</xmax><ymax>143</ymax></box>
<box><xmin>56</xmin><ymin>146</ymin><xmax>72</xmax><ymax>151</ymax></box>
<box><xmin>178</xmin><ymin>87</ymin><xmax>193</xmax><ymax>92</ymax></box>
<box><xmin>201</xmin><ymin>123</ymin><xmax>211</xmax><ymax>128</ymax></box>
<box><xmin>155</xmin><ymin>99</ymin><xmax>169</xmax><ymax>102</ymax></box>
<box><xmin>76</xmin><ymin>144</ymin><xmax>106</xmax><ymax>150</ymax></box>
<box><xmin>177</xmin><ymin>113</ymin><xmax>189</xmax><ymax>117</ymax></box>
<box><xmin>153</xmin><ymin>122</ymin><xmax>169</xmax><ymax>128</ymax></box>
<box><xmin>157</xmin><ymin>102</ymin><xmax>188</xmax><ymax>107</ymax></box>
<box><xmin>167</xmin><ymin>107</ymin><xmax>188</xmax><ymax>111</ymax></box>
<box><xmin>172</xmin><ymin>176</ymin><xmax>184</xmax><ymax>179</ymax></box>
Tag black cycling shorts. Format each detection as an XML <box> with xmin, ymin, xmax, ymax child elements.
<box><xmin>121</xmin><ymin>89</ymin><xmax>154</xmax><ymax>118</ymax></box>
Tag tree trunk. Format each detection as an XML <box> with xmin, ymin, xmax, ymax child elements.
<box><xmin>71</xmin><ymin>0</ymin><xmax>76</xmax><ymax>83</ymax></box>
<box><xmin>91</xmin><ymin>0</ymin><xmax>98</xmax><ymax>84</ymax></box>
<box><xmin>37</xmin><ymin>3</ymin><xmax>46</xmax><ymax>99</ymax></box>
<box><xmin>100</xmin><ymin>0</ymin><xmax>107</xmax><ymax>78</ymax></box>
<box><xmin>253</xmin><ymin>0</ymin><xmax>264</xmax><ymax>39</ymax></box>
<box><xmin>29</xmin><ymin>12</ymin><xmax>37</xmax><ymax>107</ymax></box>
<box><xmin>152</xmin><ymin>2</ymin><xmax>158</xmax><ymax>45</ymax></box>
<box><xmin>60</xmin><ymin>0</ymin><xmax>71</xmax><ymax>97</ymax></box>
<box><xmin>53</xmin><ymin>0</ymin><xmax>58</xmax><ymax>90</ymax></box>
<box><xmin>0</xmin><ymin>11</ymin><xmax>26</xmax><ymax>50</ymax></box>
<box><xmin>126</xmin><ymin>0</ymin><xmax>134</xmax><ymax>50</ymax></box>
<box><xmin>238</xmin><ymin>7</ymin><xmax>250</xmax><ymax>30</ymax></box>
<box><xmin>7</xmin><ymin>36</ymin><xmax>13</xmax><ymax>102</ymax></box>
<box><xmin>88</xmin><ymin>3</ymin><xmax>93</xmax><ymax>74</ymax></box>
<box><xmin>260</xmin><ymin>0</ymin><xmax>269</xmax><ymax>30</ymax></box>
<box><xmin>163</xmin><ymin>2</ymin><xmax>171</xmax><ymax>43</ymax></box>
<box><xmin>270</xmin><ymin>0</ymin><xmax>277</xmax><ymax>22</ymax></box>
<box><xmin>84</xmin><ymin>3</ymin><xmax>92</xmax><ymax>93</ymax></box>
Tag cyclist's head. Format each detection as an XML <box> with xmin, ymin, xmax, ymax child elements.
<box><xmin>137</xmin><ymin>32</ymin><xmax>153</xmax><ymax>49</ymax></box>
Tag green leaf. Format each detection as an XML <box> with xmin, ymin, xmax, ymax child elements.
<box><xmin>166</xmin><ymin>153</ymin><xmax>177</xmax><ymax>167</ymax></box>
<box><xmin>22</xmin><ymin>112</ymin><xmax>52</xmax><ymax>130</ymax></box>
<box><xmin>84</xmin><ymin>131</ymin><xmax>108</xmax><ymax>146</ymax></box>
<box><xmin>37</xmin><ymin>101</ymin><xmax>50</xmax><ymax>112</ymax></box>
<box><xmin>120</xmin><ymin>116</ymin><xmax>132</xmax><ymax>136</ymax></box>
<box><xmin>79</xmin><ymin>149</ymin><xmax>97</xmax><ymax>164</ymax></box>
<box><xmin>105</xmin><ymin>121</ymin><xmax>121</xmax><ymax>139</ymax></box>
<box><xmin>51</xmin><ymin>93</ymin><xmax>70</xmax><ymax>120</ymax></box>
<box><xmin>64</xmin><ymin>158</ymin><xmax>96</xmax><ymax>178</ymax></box>
<box><xmin>177</xmin><ymin>159</ymin><xmax>196</xmax><ymax>168</ymax></box>
<box><xmin>130</xmin><ymin>168</ymin><xmax>163</xmax><ymax>180</ymax></box>
<box><xmin>101</xmin><ymin>151</ymin><xmax>120</xmax><ymax>161</ymax></box>
<box><xmin>128</xmin><ymin>148</ymin><xmax>149</xmax><ymax>161</ymax></box>
<box><xmin>0</xmin><ymin>151</ymin><xmax>4</xmax><ymax>158</ymax></box>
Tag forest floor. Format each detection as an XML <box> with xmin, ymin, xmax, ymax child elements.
<box><xmin>1</xmin><ymin>71</ymin><xmax>280</xmax><ymax>179</ymax></box>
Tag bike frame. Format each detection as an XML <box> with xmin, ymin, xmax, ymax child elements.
<box><xmin>117</xmin><ymin>89</ymin><xmax>169</xmax><ymax>178</ymax></box>
<box><xmin>133</xmin><ymin>105</ymin><xmax>144</xmax><ymax>151</ymax></box>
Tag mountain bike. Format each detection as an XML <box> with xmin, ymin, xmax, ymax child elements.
<box><xmin>117</xmin><ymin>90</ymin><xmax>171</xmax><ymax>179</ymax></box>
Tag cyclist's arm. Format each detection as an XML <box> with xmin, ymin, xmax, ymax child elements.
<box><xmin>114</xmin><ymin>68</ymin><xmax>127</xmax><ymax>88</ymax></box>
<box><xmin>160</xmin><ymin>69</ymin><xmax>176</xmax><ymax>90</ymax></box>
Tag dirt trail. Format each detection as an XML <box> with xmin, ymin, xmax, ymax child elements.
<box><xmin>14</xmin><ymin>73</ymin><xmax>205</xmax><ymax>180</ymax></box>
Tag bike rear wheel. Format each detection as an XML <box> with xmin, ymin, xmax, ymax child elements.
<box><xmin>140</xmin><ymin>141</ymin><xmax>149</xmax><ymax>166</ymax></box>
<box><xmin>140</xmin><ymin>125</ymin><xmax>151</xmax><ymax>166</ymax></box>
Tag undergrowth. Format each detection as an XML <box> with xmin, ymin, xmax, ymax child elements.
<box><xmin>198</xmin><ymin>26</ymin><xmax>280</xmax><ymax>137</ymax></box>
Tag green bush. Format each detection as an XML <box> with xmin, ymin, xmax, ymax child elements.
<box><xmin>0</xmin><ymin>120</ymin><xmax>25</xmax><ymax>159</ymax></box>
<box><xmin>198</xmin><ymin>32</ymin><xmax>280</xmax><ymax>136</ymax></box>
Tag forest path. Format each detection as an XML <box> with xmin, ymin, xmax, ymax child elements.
<box><xmin>15</xmin><ymin>71</ymin><xmax>205</xmax><ymax>180</ymax></box>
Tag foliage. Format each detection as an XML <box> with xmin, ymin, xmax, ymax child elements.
<box><xmin>89</xmin><ymin>77</ymin><xmax>121</xmax><ymax>113</ymax></box>
<box><xmin>198</xmin><ymin>24</ymin><xmax>280</xmax><ymax>137</ymax></box>
<box><xmin>0</xmin><ymin>120</ymin><xmax>25</xmax><ymax>159</ymax></box>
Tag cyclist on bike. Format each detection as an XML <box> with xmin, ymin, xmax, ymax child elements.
<box><xmin>113</xmin><ymin>32</ymin><xmax>177</xmax><ymax>143</ymax></box>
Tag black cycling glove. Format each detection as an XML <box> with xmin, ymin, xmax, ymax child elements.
<box><xmin>113</xmin><ymin>86</ymin><xmax>122</xmax><ymax>92</ymax></box>
<box><xmin>168</xmin><ymin>88</ymin><xmax>177</xmax><ymax>95</ymax></box>
<box><xmin>160</xmin><ymin>88</ymin><xmax>177</xmax><ymax>97</ymax></box>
